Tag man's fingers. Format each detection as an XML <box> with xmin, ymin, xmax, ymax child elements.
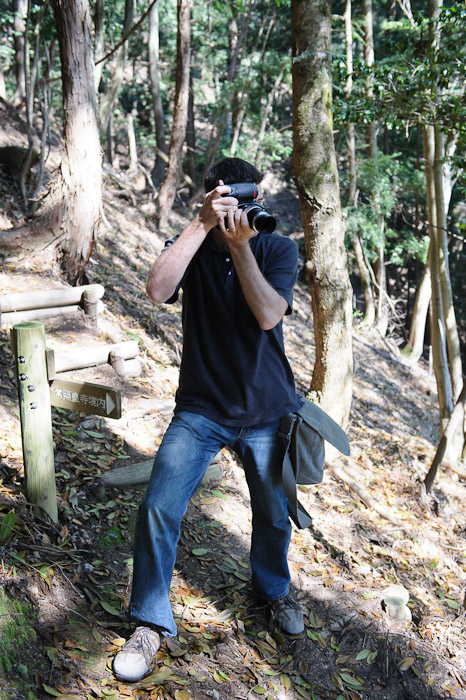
<box><xmin>210</xmin><ymin>184</ymin><xmax>235</xmax><ymax>200</ymax></box>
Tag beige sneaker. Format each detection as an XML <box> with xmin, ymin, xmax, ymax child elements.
<box><xmin>113</xmin><ymin>626</ymin><xmax>161</xmax><ymax>682</ymax></box>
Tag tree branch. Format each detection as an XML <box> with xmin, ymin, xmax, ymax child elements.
<box><xmin>95</xmin><ymin>0</ymin><xmax>159</xmax><ymax>67</ymax></box>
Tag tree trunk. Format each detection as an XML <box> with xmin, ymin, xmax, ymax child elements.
<box><xmin>98</xmin><ymin>0</ymin><xmax>134</xmax><ymax>137</ymax></box>
<box><xmin>148</xmin><ymin>1</ymin><xmax>167</xmax><ymax>187</ymax></box>
<box><xmin>93</xmin><ymin>0</ymin><xmax>105</xmax><ymax>91</ymax></box>
<box><xmin>424</xmin><ymin>380</ymin><xmax>466</xmax><ymax>493</ymax></box>
<box><xmin>12</xmin><ymin>0</ymin><xmax>28</xmax><ymax>106</ymax></box>
<box><xmin>434</xmin><ymin>126</ymin><xmax>462</xmax><ymax>402</ymax></box>
<box><xmin>251</xmin><ymin>63</ymin><xmax>286</xmax><ymax>163</ymax></box>
<box><xmin>424</xmin><ymin>124</ymin><xmax>453</xmax><ymax>432</ymax></box>
<box><xmin>186</xmin><ymin>60</ymin><xmax>196</xmax><ymax>191</ymax></box>
<box><xmin>156</xmin><ymin>0</ymin><xmax>192</xmax><ymax>228</ymax></box>
<box><xmin>363</xmin><ymin>0</ymin><xmax>388</xmax><ymax>335</ymax></box>
<box><xmin>403</xmin><ymin>130</ymin><xmax>458</xmax><ymax>364</ymax></box>
<box><xmin>345</xmin><ymin>0</ymin><xmax>375</xmax><ymax>327</ymax></box>
<box><xmin>203</xmin><ymin>0</ymin><xmax>252</xmax><ymax>170</ymax></box>
<box><xmin>291</xmin><ymin>0</ymin><xmax>353</xmax><ymax>428</ymax></box>
<box><xmin>401</xmin><ymin>256</ymin><xmax>431</xmax><ymax>363</ymax></box>
<box><xmin>127</xmin><ymin>108</ymin><xmax>138</xmax><ymax>173</ymax></box>
<box><xmin>1</xmin><ymin>0</ymin><xmax>102</xmax><ymax>285</ymax></box>
<box><xmin>0</xmin><ymin>55</ymin><xmax>6</xmax><ymax>100</ymax></box>
<box><xmin>230</xmin><ymin>10</ymin><xmax>275</xmax><ymax>157</ymax></box>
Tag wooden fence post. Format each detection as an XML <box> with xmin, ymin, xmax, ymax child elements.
<box><xmin>11</xmin><ymin>321</ymin><xmax>57</xmax><ymax>523</ymax></box>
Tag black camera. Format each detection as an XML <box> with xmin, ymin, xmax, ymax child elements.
<box><xmin>222</xmin><ymin>182</ymin><xmax>276</xmax><ymax>234</ymax></box>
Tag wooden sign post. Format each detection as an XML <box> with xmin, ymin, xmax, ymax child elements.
<box><xmin>11</xmin><ymin>321</ymin><xmax>122</xmax><ymax>524</ymax></box>
<box><xmin>11</xmin><ymin>322</ymin><xmax>58</xmax><ymax>523</ymax></box>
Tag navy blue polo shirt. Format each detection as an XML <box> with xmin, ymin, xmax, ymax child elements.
<box><xmin>164</xmin><ymin>231</ymin><xmax>302</xmax><ymax>427</ymax></box>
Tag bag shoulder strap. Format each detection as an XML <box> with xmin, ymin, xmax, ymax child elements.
<box><xmin>278</xmin><ymin>412</ymin><xmax>313</xmax><ymax>530</ymax></box>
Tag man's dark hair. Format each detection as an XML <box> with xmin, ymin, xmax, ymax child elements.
<box><xmin>204</xmin><ymin>157</ymin><xmax>263</xmax><ymax>192</ymax></box>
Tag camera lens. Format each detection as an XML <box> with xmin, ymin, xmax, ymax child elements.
<box><xmin>242</xmin><ymin>204</ymin><xmax>276</xmax><ymax>233</ymax></box>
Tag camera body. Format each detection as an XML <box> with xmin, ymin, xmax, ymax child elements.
<box><xmin>222</xmin><ymin>182</ymin><xmax>276</xmax><ymax>234</ymax></box>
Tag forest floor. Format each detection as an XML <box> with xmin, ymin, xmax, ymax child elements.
<box><xmin>1</xmin><ymin>112</ymin><xmax>466</xmax><ymax>700</ymax></box>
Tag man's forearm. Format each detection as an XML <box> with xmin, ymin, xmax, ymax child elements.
<box><xmin>229</xmin><ymin>243</ymin><xmax>288</xmax><ymax>330</ymax></box>
<box><xmin>146</xmin><ymin>216</ymin><xmax>209</xmax><ymax>303</ymax></box>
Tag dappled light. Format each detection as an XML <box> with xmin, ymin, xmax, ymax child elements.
<box><xmin>1</xmin><ymin>0</ymin><xmax>466</xmax><ymax>699</ymax></box>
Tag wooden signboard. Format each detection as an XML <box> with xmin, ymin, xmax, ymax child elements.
<box><xmin>50</xmin><ymin>378</ymin><xmax>121</xmax><ymax>419</ymax></box>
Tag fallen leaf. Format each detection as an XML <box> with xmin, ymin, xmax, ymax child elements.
<box><xmin>399</xmin><ymin>657</ymin><xmax>415</xmax><ymax>672</ymax></box>
<box><xmin>174</xmin><ymin>691</ymin><xmax>191</xmax><ymax>700</ymax></box>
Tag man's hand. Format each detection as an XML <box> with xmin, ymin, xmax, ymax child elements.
<box><xmin>218</xmin><ymin>205</ymin><xmax>256</xmax><ymax>250</ymax></box>
<box><xmin>198</xmin><ymin>180</ymin><xmax>239</xmax><ymax>231</ymax></box>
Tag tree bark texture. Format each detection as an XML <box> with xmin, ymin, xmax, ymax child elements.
<box><xmin>12</xmin><ymin>0</ymin><xmax>28</xmax><ymax>105</ymax></box>
<box><xmin>291</xmin><ymin>0</ymin><xmax>353</xmax><ymax>428</ymax></box>
<box><xmin>98</xmin><ymin>0</ymin><xmax>134</xmax><ymax>136</ymax></box>
<box><xmin>401</xmin><ymin>257</ymin><xmax>431</xmax><ymax>364</ymax></box>
<box><xmin>403</xmin><ymin>131</ymin><xmax>458</xmax><ymax>365</ymax></box>
<box><xmin>149</xmin><ymin>2</ymin><xmax>167</xmax><ymax>186</ymax></box>
<box><xmin>156</xmin><ymin>0</ymin><xmax>192</xmax><ymax>228</ymax></box>
<box><xmin>93</xmin><ymin>0</ymin><xmax>105</xmax><ymax>91</ymax></box>
<box><xmin>434</xmin><ymin>126</ymin><xmax>463</xmax><ymax>402</ymax></box>
<box><xmin>424</xmin><ymin>380</ymin><xmax>466</xmax><ymax>492</ymax></box>
<box><xmin>424</xmin><ymin>124</ymin><xmax>453</xmax><ymax>431</ymax></box>
<box><xmin>0</xmin><ymin>0</ymin><xmax>102</xmax><ymax>284</ymax></box>
<box><xmin>345</xmin><ymin>0</ymin><xmax>375</xmax><ymax>327</ymax></box>
<box><xmin>363</xmin><ymin>0</ymin><xmax>388</xmax><ymax>335</ymax></box>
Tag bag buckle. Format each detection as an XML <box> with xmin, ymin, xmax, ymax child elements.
<box><xmin>278</xmin><ymin>413</ymin><xmax>297</xmax><ymax>442</ymax></box>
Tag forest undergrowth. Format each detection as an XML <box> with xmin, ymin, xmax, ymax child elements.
<box><xmin>1</xmin><ymin>151</ymin><xmax>466</xmax><ymax>700</ymax></box>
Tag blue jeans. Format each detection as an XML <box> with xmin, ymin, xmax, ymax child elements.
<box><xmin>129</xmin><ymin>410</ymin><xmax>291</xmax><ymax>636</ymax></box>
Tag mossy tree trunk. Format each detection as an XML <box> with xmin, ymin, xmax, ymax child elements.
<box><xmin>291</xmin><ymin>0</ymin><xmax>353</xmax><ymax>428</ymax></box>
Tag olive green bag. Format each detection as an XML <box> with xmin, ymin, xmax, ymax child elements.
<box><xmin>279</xmin><ymin>398</ymin><xmax>350</xmax><ymax>528</ymax></box>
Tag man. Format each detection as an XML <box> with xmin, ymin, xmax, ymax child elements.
<box><xmin>113</xmin><ymin>157</ymin><xmax>304</xmax><ymax>683</ymax></box>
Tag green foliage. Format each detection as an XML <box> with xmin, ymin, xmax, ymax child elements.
<box><xmin>344</xmin><ymin>152</ymin><xmax>428</xmax><ymax>267</ymax></box>
<box><xmin>0</xmin><ymin>588</ymin><xmax>37</xmax><ymax>689</ymax></box>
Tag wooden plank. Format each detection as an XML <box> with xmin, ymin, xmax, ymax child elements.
<box><xmin>11</xmin><ymin>322</ymin><xmax>57</xmax><ymax>523</ymax></box>
<box><xmin>53</xmin><ymin>340</ymin><xmax>139</xmax><ymax>373</ymax></box>
<box><xmin>0</xmin><ymin>284</ymin><xmax>105</xmax><ymax>313</ymax></box>
<box><xmin>101</xmin><ymin>454</ymin><xmax>223</xmax><ymax>488</ymax></box>
<box><xmin>1</xmin><ymin>305</ymin><xmax>81</xmax><ymax>326</ymax></box>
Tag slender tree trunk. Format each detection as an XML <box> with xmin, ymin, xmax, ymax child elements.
<box><xmin>424</xmin><ymin>124</ymin><xmax>453</xmax><ymax>432</ymax></box>
<box><xmin>93</xmin><ymin>0</ymin><xmax>105</xmax><ymax>91</ymax></box>
<box><xmin>363</xmin><ymin>0</ymin><xmax>388</xmax><ymax>335</ymax></box>
<box><xmin>1</xmin><ymin>0</ymin><xmax>102</xmax><ymax>284</ymax></box>
<box><xmin>203</xmin><ymin>0</ymin><xmax>252</xmax><ymax>169</ymax></box>
<box><xmin>345</xmin><ymin>0</ymin><xmax>375</xmax><ymax>326</ymax></box>
<box><xmin>156</xmin><ymin>0</ymin><xmax>192</xmax><ymax>228</ymax></box>
<box><xmin>401</xmin><ymin>255</ymin><xmax>431</xmax><ymax>363</ymax></box>
<box><xmin>291</xmin><ymin>0</ymin><xmax>353</xmax><ymax>428</ymax></box>
<box><xmin>251</xmin><ymin>63</ymin><xmax>286</xmax><ymax>163</ymax></box>
<box><xmin>186</xmin><ymin>60</ymin><xmax>196</xmax><ymax>191</ymax></box>
<box><xmin>148</xmin><ymin>1</ymin><xmax>167</xmax><ymax>187</ymax></box>
<box><xmin>424</xmin><ymin>380</ymin><xmax>466</xmax><ymax>492</ymax></box>
<box><xmin>12</xmin><ymin>0</ymin><xmax>28</xmax><ymax>105</ymax></box>
<box><xmin>98</xmin><ymin>0</ymin><xmax>134</xmax><ymax>137</ymax></box>
<box><xmin>230</xmin><ymin>10</ymin><xmax>275</xmax><ymax>157</ymax></box>
<box><xmin>434</xmin><ymin>126</ymin><xmax>463</xmax><ymax>402</ymax></box>
<box><xmin>403</xmin><ymin>130</ymin><xmax>458</xmax><ymax>364</ymax></box>
<box><xmin>0</xmin><ymin>57</ymin><xmax>6</xmax><ymax>100</ymax></box>
<box><xmin>127</xmin><ymin>108</ymin><xmax>138</xmax><ymax>173</ymax></box>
